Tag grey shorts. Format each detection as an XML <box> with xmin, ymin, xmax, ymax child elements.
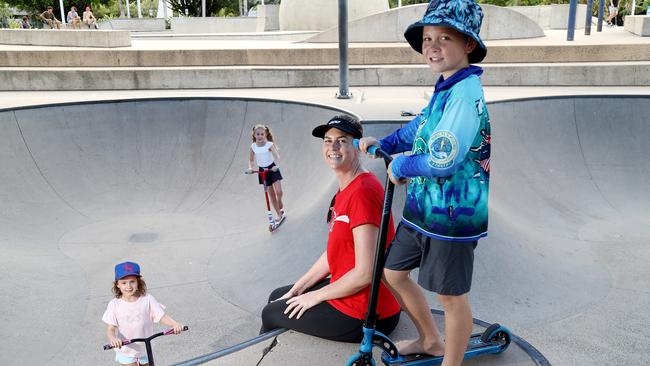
<box><xmin>385</xmin><ymin>224</ymin><xmax>477</xmax><ymax>296</ymax></box>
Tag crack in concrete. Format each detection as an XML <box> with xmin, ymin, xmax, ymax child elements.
<box><xmin>256</xmin><ymin>336</ymin><xmax>278</xmax><ymax>366</ymax></box>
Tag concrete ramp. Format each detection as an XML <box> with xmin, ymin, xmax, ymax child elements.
<box><xmin>306</xmin><ymin>4</ymin><xmax>544</xmax><ymax>43</ymax></box>
<box><xmin>0</xmin><ymin>96</ymin><xmax>648</xmax><ymax>365</ymax></box>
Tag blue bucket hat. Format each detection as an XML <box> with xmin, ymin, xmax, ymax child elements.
<box><xmin>115</xmin><ymin>261</ymin><xmax>141</xmax><ymax>281</ymax></box>
<box><xmin>404</xmin><ymin>0</ymin><xmax>487</xmax><ymax>64</ymax></box>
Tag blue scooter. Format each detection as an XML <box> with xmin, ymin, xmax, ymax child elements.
<box><xmin>346</xmin><ymin>140</ymin><xmax>510</xmax><ymax>366</ymax></box>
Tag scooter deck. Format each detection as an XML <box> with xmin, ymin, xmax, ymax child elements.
<box><xmin>382</xmin><ymin>330</ymin><xmax>507</xmax><ymax>366</ymax></box>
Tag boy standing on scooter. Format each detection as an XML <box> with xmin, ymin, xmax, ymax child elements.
<box><xmin>359</xmin><ymin>1</ymin><xmax>490</xmax><ymax>365</ymax></box>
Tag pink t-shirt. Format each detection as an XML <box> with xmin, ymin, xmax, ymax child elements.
<box><xmin>102</xmin><ymin>294</ymin><xmax>166</xmax><ymax>358</ymax></box>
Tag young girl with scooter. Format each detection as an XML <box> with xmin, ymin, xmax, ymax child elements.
<box><xmin>247</xmin><ymin>124</ymin><xmax>286</xmax><ymax>227</ymax></box>
<box><xmin>103</xmin><ymin>262</ymin><xmax>184</xmax><ymax>366</ymax></box>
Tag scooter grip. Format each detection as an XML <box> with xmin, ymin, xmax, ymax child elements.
<box><xmin>353</xmin><ymin>139</ymin><xmax>391</xmax><ymax>163</ymax></box>
<box><xmin>164</xmin><ymin>325</ymin><xmax>190</xmax><ymax>335</ymax></box>
<box><xmin>103</xmin><ymin>339</ymin><xmax>131</xmax><ymax>350</ymax></box>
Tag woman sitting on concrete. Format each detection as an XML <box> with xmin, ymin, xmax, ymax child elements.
<box><xmin>260</xmin><ymin>115</ymin><xmax>401</xmax><ymax>342</ymax></box>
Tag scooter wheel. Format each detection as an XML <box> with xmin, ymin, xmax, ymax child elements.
<box><xmin>346</xmin><ymin>354</ymin><xmax>375</xmax><ymax>366</ymax></box>
<box><xmin>480</xmin><ymin>323</ymin><xmax>511</xmax><ymax>353</ymax></box>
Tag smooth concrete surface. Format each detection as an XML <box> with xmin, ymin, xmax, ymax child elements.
<box><xmin>1</xmin><ymin>62</ymin><xmax>648</xmax><ymax>90</ymax></box>
<box><xmin>99</xmin><ymin>18</ymin><xmax>166</xmax><ymax>32</ymax></box>
<box><xmin>1</xmin><ymin>26</ymin><xmax>647</xmax><ymax>66</ymax></box>
<box><xmin>0</xmin><ymin>28</ymin><xmax>131</xmax><ymax>48</ymax></box>
<box><xmin>170</xmin><ymin>17</ymin><xmax>257</xmax><ymax>34</ymax></box>
<box><xmin>509</xmin><ymin>4</ymin><xmax>588</xmax><ymax>30</ymax></box>
<box><xmin>625</xmin><ymin>15</ymin><xmax>650</xmax><ymax>36</ymax></box>
<box><xmin>1</xmin><ymin>86</ymin><xmax>649</xmax><ymax>112</ymax></box>
<box><xmin>211</xmin><ymin>314</ymin><xmax>535</xmax><ymax>366</ymax></box>
<box><xmin>0</xmin><ymin>91</ymin><xmax>649</xmax><ymax>366</ymax></box>
<box><xmin>306</xmin><ymin>4</ymin><xmax>544</xmax><ymax>43</ymax></box>
<box><xmin>279</xmin><ymin>0</ymin><xmax>388</xmax><ymax>31</ymax></box>
<box><xmin>131</xmin><ymin>30</ymin><xmax>318</xmax><ymax>42</ymax></box>
<box><xmin>1</xmin><ymin>27</ymin><xmax>648</xmax><ymax>90</ymax></box>
<box><xmin>4</xmin><ymin>42</ymin><xmax>650</xmax><ymax>67</ymax></box>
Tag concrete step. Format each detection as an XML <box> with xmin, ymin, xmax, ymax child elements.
<box><xmin>1</xmin><ymin>43</ymin><xmax>649</xmax><ymax>67</ymax></box>
<box><xmin>2</xmin><ymin>62</ymin><xmax>648</xmax><ymax>90</ymax></box>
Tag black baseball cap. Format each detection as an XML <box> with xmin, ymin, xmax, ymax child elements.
<box><xmin>312</xmin><ymin>115</ymin><xmax>363</xmax><ymax>139</ymax></box>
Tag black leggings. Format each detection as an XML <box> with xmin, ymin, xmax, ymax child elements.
<box><xmin>260</xmin><ymin>278</ymin><xmax>400</xmax><ymax>343</ymax></box>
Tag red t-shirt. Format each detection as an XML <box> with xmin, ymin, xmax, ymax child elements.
<box><xmin>326</xmin><ymin>172</ymin><xmax>400</xmax><ymax>320</ymax></box>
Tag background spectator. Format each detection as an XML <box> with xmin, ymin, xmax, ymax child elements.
<box><xmin>39</xmin><ymin>6</ymin><xmax>61</xmax><ymax>29</ymax></box>
<box><xmin>82</xmin><ymin>6</ymin><xmax>97</xmax><ymax>29</ymax></box>
<box><xmin>21</xmin><ymin>15</ymin><xmax>31</xmax><ymax>29</ymax></box>
<box><xmin>67</xmin><ymin>6</ymin><xmax>81</xmax><ymax>29</ymax></box>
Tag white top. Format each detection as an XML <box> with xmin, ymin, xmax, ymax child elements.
<box><xmin>251</xmin><ymin>142</ymin><xmax>274</xmax><ymax>168</ymax></box>
<box><xmin>102</xmin><ymin>294</ymin><xmax>166</xmax><ymax>358</ymax></box>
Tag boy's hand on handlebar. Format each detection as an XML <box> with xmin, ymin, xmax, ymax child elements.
<box><xmin>271</xmin><ymin>166</ymin><xmax>279</xmax><ymax>172</ymax></box>
<box><xmin>387</xmin><ymin>161</ymin><xmax>407</xmax><ymax>186</ymax></box>
<box><xmin>358</xmin><ymin>137</ymin><xmax>380</xmax><ymax>157</ymax></box>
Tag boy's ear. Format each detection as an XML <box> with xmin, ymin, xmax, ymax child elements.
<box><xmin>465</xmin><ymin>38</ymin><xmax>477</xmax><ymax>55</ymax></box>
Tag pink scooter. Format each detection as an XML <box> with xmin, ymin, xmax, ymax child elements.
<box><xmin>246</xmin><ymin>169</ymin><xmax>285</xmax><ymax>232</ymax></box>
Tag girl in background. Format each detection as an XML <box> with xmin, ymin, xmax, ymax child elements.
<box><xmin>247</xmin><ymin>124</ymin><xmax>286</xmax><ymax>223</ymax></box>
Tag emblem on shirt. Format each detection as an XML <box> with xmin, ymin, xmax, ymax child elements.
<box><xmin>428</xmin><ymin>131</ymin><xmax>458</xmax><ymax>169</ymax></box>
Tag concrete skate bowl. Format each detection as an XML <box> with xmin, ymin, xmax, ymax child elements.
<box><xmin>0</xmin><ymin>95</ymin><xmax>648</xmax><ymax>365</ymax></box>
<box><xmin>0</xmin><ymin>97</ymin><xmax>372</xmax><ymax>365</ymax></box>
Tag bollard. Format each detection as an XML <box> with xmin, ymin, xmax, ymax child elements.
<box><xmin>337</xmin><ymin>0</ymin><xmax>352</xmax><ymax>99</ymax></box>
<box><xmin>567</xmin><ymin>0</ymin><xmax>578</xmax><ymax>41</ymax></box>
<box><xmin>597</xmin><ymin>0</ymin><xmax>605</xmax><ymax>31</ymax></box>
<box><xmin>585</xmin><ymin>0</ymin><xmax>595</xmax><ymax>35</ymax></box>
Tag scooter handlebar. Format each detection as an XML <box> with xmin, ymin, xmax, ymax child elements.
<box><xmin>353</xmin><ymin>139</ymin><xmax>392</xmax><ymax>163</ymax></box>
<box><xmin>245</xmin><ymin>169</ymin><xmax>270</xmax><ymax>175</ymax></box>
<box><xmin>103</xmin><ymin>326</ymin><xmax>189</xmax><ymax>350</ymax></box>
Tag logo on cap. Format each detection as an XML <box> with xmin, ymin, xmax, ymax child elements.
<box><xmin>115</xmin><ymin>261</ymin><xmax>141</xmax><ymax>280</ymax></box>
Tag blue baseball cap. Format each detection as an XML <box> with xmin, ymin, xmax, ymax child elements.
<box><xmin>115</xmin><ymin>261</ymin><xmax>141</xmax><ymax>280</ymax></box>
<box><xmin>404</xmin><ymin>0</ymin><xmax>487</xmax><ymax>63</ymax></box>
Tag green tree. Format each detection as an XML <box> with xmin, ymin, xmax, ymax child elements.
<box><xmin>168</xmin><ymin>0</ymin><xmax>239</xmax><ymax>17</ymax></box>
<box><xmin>0</xmin><ymin>3</ymin><xmax>14</xmax><ymax>28</ymax></box>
